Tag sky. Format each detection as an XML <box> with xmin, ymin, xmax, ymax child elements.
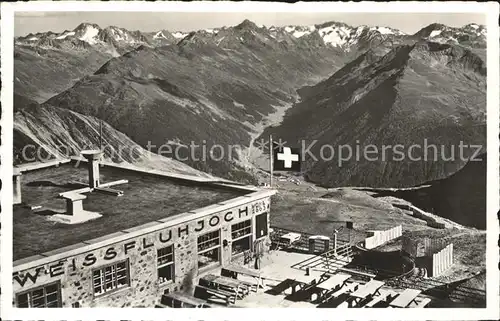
<box><xmin>14</xmin><ymin>12</ymin><xmax>486</xmax><ymax>37</ymax></box>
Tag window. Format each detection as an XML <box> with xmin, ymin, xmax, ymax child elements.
<box><xmin>16</xmin><ymin>282</ymin><xmax>62</xmax><ymax>308</ymax></box>
<box><xmin>231</xmin><ymin>220</ymin><xmax>252</xmax><ymax>239</ymax></box>
<box><xmin>231</xmin><ymin>220</ymin><xmax>252</xmax><ymax>255</ymax></box>
<box><xmin>197</xmin><ymin>230</ymin><xmax>221</xmax><ymax>269</ymax></box>
<box><xmin>255</xmin><ymin>213</ymin><xmax>268</xmax><ymax>239</ymax></box>
<box><xmin>92</xmin><ymin>260</ymin><xmax>130</xmax><ymax>296</ymax></box>
<box><xmin>158</xmin><ymin>245</ymin><xmax>175</xmax><ymax>285</ymax></box>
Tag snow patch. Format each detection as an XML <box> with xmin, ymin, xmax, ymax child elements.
<box><xmin>355</xmin><ymin>27</ymin><xmax>365</xmax><ymax>37</ymax></box>
<box><xmin>284</xmin><ymin>26</ymin><xmax>295</xmax><ymax>33</ymax></box>
<box><xmin>112</xmin><ymin>28</ymin><xmax>130</xmax><ymax>42</ymax></box>
<box><xmin>319</xmin><ymin>26</ymin><xmax>349</xmax><ymax>47</ymax></box>
<box><xmin>27</xmin><ymin>37</ymin><xmax>38</xmax><ymax>41</ymax></box>
<box><xmin>215</xmin><ymin>36</ymin><xmax>225</xmax><ymax>46</ymax></box>
<box><xmin>293</xmin><ymin>30</ymin><xmax>309</xmax><ymax>38</ymax></box>
<box><xmin>233</xmin><ymin>101</ymin><xmax>245</xmax><ymax>109</ymax></box>
<box><xmin>56</xmin><ymin>31</ymin><xmax>75</xmax><ymax>40</ymax></box>
<box><xmin>78</xmin><ymin>25</ymin><xmax>100</xmax><ymax>44</ymax></box>
<box><xmin>376</xmin><ymin>27</ymin><xmax>394</xmax><ymax>35</ymax></box>
<box><xmin>172</xmin><ymin>32</ymin><xmax>187</xmax><ymax>39</ymax></box>
<box><xmin>205</xmin><ymin>29</ymin><xmax>214</xmax><ymax>34</ymax></box>
<box><xmin>153</xmin><ymin>31</ymin><xmax>167</xmax><ymax>39</ymax></box>
<box><xmin>429</xmin><ymin>30</ymin><xmax>442</xmax><ymax>38</ymax></box>
<box><xmin>469</xmin><ymin>24</ymin><xmax>479</xmax><ymax>29</ymax></box>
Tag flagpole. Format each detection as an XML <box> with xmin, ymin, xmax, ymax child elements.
<box><xmin>99</xmin><ymin>119</ymin><xmax>103</xmax><ymax>151</ymax></box>
<box><xmin>269</xmin><ymin>134</ymin><xmax>273</xmax><ymax>188</ymax></box>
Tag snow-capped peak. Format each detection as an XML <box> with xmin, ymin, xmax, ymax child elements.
<box><xmin>369</xmin><ymin>26</ymin><xmax>405</xmax><ymax>35</ymax></box>
<box><xmin>283</xmin><ymin>25</ymin><xmax>316</xmax><ymax>38</ymax></box>
<box><xmin>416</xmin><ymin>22</ymin><xmax>486</xmax><ymax>48</ymax></box>
<box><xmin>74</xmin><ymin>23</ymin><xmax>101</xmax><ymax>44</ymax></box>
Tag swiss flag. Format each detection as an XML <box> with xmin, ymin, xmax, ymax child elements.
<box><xmin>273</xmin><ymin>145</ymin><xmax>301</xmax><ymax>172</ymax></box>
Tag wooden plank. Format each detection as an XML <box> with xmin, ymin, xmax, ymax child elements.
<box><xmin>224</xmin><ymin>264</ymin><xmax>260</xmax><ymax>277</ymax></box>
<box><xmin>195</xmin><ymin>285</ymin><xmax>236</xmax><ymax>305</ymax></box>
<box><xmin>164</xmin><ymin>292</ymin><xmax>208</xmax><ymax>307</ymax></box>
<box><xmin>351</xmin><ymin>280</ymin><xmax>385</xmax><ymax>299</ymax></box>
<box><xmin>389</xmin><ymin>289</ymin><xmax>422</xmax><ymax>308</ymax></box>
<box><xmin>317</xmin><ymin>273</ymin><xmax>351</xmax><ymax>290</ymax></box>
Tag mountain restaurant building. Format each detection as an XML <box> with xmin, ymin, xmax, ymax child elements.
<box><xmin>12</xmin><ymin>153</ymin><xmax>275</xmax><ymax>308</ymax></box>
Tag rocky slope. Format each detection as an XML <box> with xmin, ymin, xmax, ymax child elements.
<box><xmin>14</xmin><ymin>94</ymin><xmax>212</xmax><ymax>178</ymax></box>
<box><xmin>260</xmin><ymin>41</ymin><xmax>486</xmax><ymax>188</ymax></box>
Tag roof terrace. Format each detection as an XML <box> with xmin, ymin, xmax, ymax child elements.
<box><xmin>13</xmin><ymin>162</ymin><xmax>250</xmax><ymax>261</ymax></box>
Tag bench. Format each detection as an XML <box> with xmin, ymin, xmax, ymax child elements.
<box><xmin>318</xmin><ymin>292</ymin><xmax>351</xmax><ymax>308</ymax></box>
<box><xmin>200</xmin><ymin>274</ymin><xmax>246</xmax><ymax>299</ymax></box>
<box><xmin>194</xmin><ymin>285</ymin><xmax>236</xmax><ymax>305</ymax></box>
<box><xmin>267</xmin><ymin>278</ymin><xmax>298</xmax><ymax>295</ymax></box>
<box><xmin>216</xmin><ymin>275</ymin><xmax>250</xmax><ymax>296</ymax></box>
<box><xmin>161</xmin><ymin>292</ymin><xmax>211</xmax><ymax>308</ymax></box>
<box><xmin>364</xmin><ymin>293</ymin><xmax>389</xmax><ymax>308</ymax></box>
<box><xmin>389</xmin><ymin>288</ymin><xmax>422</xmax><ymax>308</ymax></box>
<box><xmin>221</xmin><ymin>265</ymin><xmax>263</xmax><ymax>290</ymax></box>
<box><xmin>414</xmin><ymin>298</ymin><xmax>431</xmax><ymax>308</ymax></box>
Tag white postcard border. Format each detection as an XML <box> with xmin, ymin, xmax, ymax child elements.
<box><xmin>1</xmin><ymin>1</ymin><xmax>499</xmax><ymax>320</ymax></box>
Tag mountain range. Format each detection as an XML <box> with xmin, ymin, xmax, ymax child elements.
<box><xmin>14</xmin><ymin>19</ymin><xmax>487</xmax><ymax>190</ymax></box>
<box><xmin>15</xmin><ymin>20</ymin><xmax>486</xmax><ymax>102</ymax></box>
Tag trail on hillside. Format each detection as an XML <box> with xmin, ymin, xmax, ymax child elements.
<box><xmin>237</xmin><ymin>100</ymin><xmax>293</xmax><ymax>172</ymax></box>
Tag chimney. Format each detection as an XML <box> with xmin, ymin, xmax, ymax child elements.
<box><xmin>63</xmin><ymin>192</ymin><xmax>87</xmax><ymax>216</ymax></box>
<box><xmin>81</xmin><ymin>150</ymin><xmax>103</xmax><ymax>188</ymax></box>
<box><xmin>13</xmin><ymin>168</ymin><xmax>22</xmax><ymax>205</ymax></box>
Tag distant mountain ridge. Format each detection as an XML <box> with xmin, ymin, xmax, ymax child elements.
<box><xmin>14</xmin><ymin>19</ymin><xmax>486</xmax><ymax>104</ymax></box>
<box><xmin>17</xmin><ymin>20</ymin><xmax>486</xmax><ymax>51</ymax></box>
